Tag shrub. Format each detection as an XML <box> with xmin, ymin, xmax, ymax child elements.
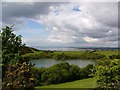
<box><xmin>95</xmin><ymin>59</ymin><xmax>120</xmax><ymax>89</ymax></box>
<box><xmin>33</xmin><ymin>62</ymin><xmax>94</xmax><ymax>86</ymax></box>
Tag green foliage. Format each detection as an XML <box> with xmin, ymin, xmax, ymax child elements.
<box><xmin>23</xmin><ymin>50</ymin><xmax>105</xmax><ymax>60</ymax></box>
<box><xmin>31</xmin><ymin>67</ymin><xmax>46</xmax><ymax>86</ymax></box>
<box><xmin>1</xmin><ymin>26</ymin><xmax>35</xmax><ymax>89</ymax></box>
<box><xmin>95</xmin><ymin>50</ymin><xmax>119</xmax><ymax>58</ymax></box>
<box><xmin>52</xmin><ymin>51</ymin><xmax>105</xmax><ymax>60</ymax></box>
<box><xmin>2</xmin><ymin>26</ymin><xmax>25</xmax><ymax>64</ymax></box>
<box><xmin>23</xmin><ymin>51</ymin><xmax>53</xmax><ymax>60</ymax></box>
<box><xmin>2</xmin><ymin>62</ymin><xmax>35</xmax><ymax>89</ymax></box>
<box><xmin>32</xmin><ymin>62</ymin><xmax>94</xmax><ymax>86</ymax></box>
<box><xmin>81</xmin><ymin>64</ymin><xmax>94</xmax><ymax>78</ymax></box>
<box><xmin>109</xmin><ymin>54</ymin><xmax>120</xmax><ymax>59</ymax></box>
<box><xmin>95</xmin><ymin>59</ymin><xmax>120</xmax><ymax>89</ymax></box>
<box><xmin>21</xmin><ymin>46</ymin><xmax>40</xmax><ymax>54</ymax></box>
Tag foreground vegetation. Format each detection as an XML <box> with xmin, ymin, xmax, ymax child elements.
<box><xmin>32</xmin><ymin>62</ymin><xmax>94</xmax><ymax>86</ymax></box>
<box><xmin>2</xmin><ymin>26</ymin><xmax>35</xmax><ymax>89</ymax></box>
<box><xmin>35</xmin><ymin>77</ymin><xmax>97</xmax><ymax>89</ymax></box>
<box><xmin>95</xmin><ymin>59</ymin><xmax>120</xmax><ymax>89</ymax></box>
<box><xmin>1</xmin><ymin>25</ymin><xmax>120</xmax><ymax>89</ymax></box>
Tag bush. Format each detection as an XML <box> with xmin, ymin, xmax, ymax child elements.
<box><xmin>109</xmin><ymin>55</ymin><xmax>120</xmax><ymax>59</ymax></box>
<box><xmin>32</xmin><ymin>62</ymin><xmax>94</xmax><ymax>86</ymax></box>
<box><xmin>2</xmin><ymin>62</ymin><xmax>35</xmax><ymax>89</ymax></box>
<box><xmin>95</xmin><ymin>59</ymin><xmax>120</xmax><ymax>89</ymax></box>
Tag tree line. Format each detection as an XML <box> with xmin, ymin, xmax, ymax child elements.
<box><xmin>23</xmin><ymin>50</ymin><xmax>106</xmax><ymax>60</ymax></box>
<box><xmin>32</xmin><ymin>62</ymin><xmax>94</xmax><ymax>86</ymax></box>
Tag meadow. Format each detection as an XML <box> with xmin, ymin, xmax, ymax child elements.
<box><xmin>22</xmin><ymin>50</ymin><xmax>119</xmax><ymax>60</ymax></box>
<box><xmin>35</xmin><ymin>77</ymin><xmax>97</xmax><ymax>89</ymax></box>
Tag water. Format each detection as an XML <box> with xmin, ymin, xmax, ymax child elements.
<box><xmin>34</xmin><ymin>46</ymin><xmax>81</xmax><ymax>51</ymax></box>
<box><xmin>32</xmin><ymin>46</ymin><xmax>119</xmax><ymax>51</ymax></box>
<box><xmin>30</xmin><ymin>59</ymin><xmax>95</xmax><ymax>68</ymax></box>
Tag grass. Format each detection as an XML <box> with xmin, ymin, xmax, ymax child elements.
<box><xmin>95</xmin><ymin>50</ymin><xmax>119</xmax><ymax>58</ymax></box>
<box><xmin>23</xmin><ymin>50</ymin><xmax>119</xmax><ymax>60</ymax></box>
<box><xmin>35</xmin><ymin>77</ymin><xmax>97</xmax><ymax>89</ymax></box>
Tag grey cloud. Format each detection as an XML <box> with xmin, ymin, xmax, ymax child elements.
<box><xmin>2</xmin><ymin>2</ymin><xmax>118</xmax><ymax>47</ymax></box>
<box><xmin>2</xmin><ymin>2</ymin><xmax>64</xmax><ymax>24</ymax></box>
<box><xmin>86</xmin><ymin>2</ymin><xmax>118</xmax><ymax>28</ymax></box>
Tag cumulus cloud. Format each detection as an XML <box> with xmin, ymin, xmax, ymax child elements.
<box><xmin>37</xmin><ymin>2</ymin><xmax>118</xmax><ymax>46</ymax></box>
<box><xmin>2</xmin><ymin>2</ymin><xmax>118</xmax><ymax>47</ymax></box>
<box><xmin>2</xmin><ymin>2</ymin><xmax>65</xmax><ymax>25</ymax></box>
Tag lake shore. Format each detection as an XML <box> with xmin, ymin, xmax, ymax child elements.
<box><xmin>23</xmin><ymin>49</ymin><xmax>119</xmax><ymax>61</ymax></box>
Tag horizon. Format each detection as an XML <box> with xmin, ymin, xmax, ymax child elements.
<box><xmin>31</xmin><ymin>45</ymin><xmax>119</xmax><ymax>48</ymax></box>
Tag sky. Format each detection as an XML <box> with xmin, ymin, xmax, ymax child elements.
<box><xmin>2</xmin><ymin>1</ymin><xmax>119</xmax><ymax>47</ymax></box>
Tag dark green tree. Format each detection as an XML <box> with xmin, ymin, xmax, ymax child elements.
<box><xmin>1</xmin><ymin>25</ymin><xmax>35</xmax><ymax>89</ymax></box>
<box><xmin>2</xmin><ymin>25</ymin><xmax>24</xmax><ymax>65</ymax></box>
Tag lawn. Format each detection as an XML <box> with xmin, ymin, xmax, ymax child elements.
<box><xmin>35</xmin><ymin>77</ymin><xmax>97</xmax><ymax>89</ymax></box>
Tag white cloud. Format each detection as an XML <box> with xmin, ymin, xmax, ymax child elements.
<box><xmin>83</xmin><ymin>37</ymin><xmax>99</xmax><ymax>43</ymax></box>
<box><xmin>2</xmin><ymin>2</ymin><xmax>118</xmax><ymax>47</ymax></box>
<box><xmin>35</xmin><ymin>2</ymin><xmax>118</xmax><ymax>46</ymax></box>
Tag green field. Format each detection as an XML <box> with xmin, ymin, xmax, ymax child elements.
<box><xmin>23</xmin><ymin>50</ymin><xmax>119</xmax><ymax>60</ymax></box>
<box><xmin>95</xmin><ymin>50</ymin><xmax>119</xmax><ymax>58</ymax></box>
<box><xmin>35</xmin><ymin>77</ymin><xmax>97</xmax><ymax>89</ymax></box>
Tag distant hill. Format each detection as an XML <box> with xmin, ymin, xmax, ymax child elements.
<box><xmin>21</xmin><ymin>46</ymin><xmax>40</xmax><ymax>54</ymax></box>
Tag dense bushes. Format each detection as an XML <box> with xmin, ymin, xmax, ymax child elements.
<box><xmin>2</xmin><ymin>62</ymin><xmax>35</xmax><ymax>89</ymax></box>
<box><xmin>32</xmin><ymin>62</ymin><xmax>94</xmax><ymax>86</ymax></box>
<box><xmin>109</xmin><ymin>54</ymin><xmax>120</xmax><ymax>59</ymax></box>
<box><xmin>95</xmin><ymin>59</ymin><xmax>120</xmax><ymax>89</ymax></box>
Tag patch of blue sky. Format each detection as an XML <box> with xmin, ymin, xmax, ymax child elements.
<box><xmin>25</xmin><ymin>19</ymin><xmax>45</xmax><ymax>29</ymax></box>
<box><xmin>15</xmin><ymin>19</ymin><xmax>50</xmax><ymax>38</ymax></box>
<box><xmin>73</xmin><ymin>6</ymin><xmax>81</xmax><ymax>12</ymax></box>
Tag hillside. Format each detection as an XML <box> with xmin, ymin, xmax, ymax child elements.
<box><xmin>35</xmin><ymin>77</ymin><xmax>97</xmax><ymax>89</ymax></box>
<box><xmin>21</xmin><ymin>46</ymin><xmax>40</xmax><ymax>54</ymax></box>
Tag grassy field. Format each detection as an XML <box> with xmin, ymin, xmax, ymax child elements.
<box><xmin>95</xmin><ymin>50</ymin><xmax>119</xmax><ymax>58</ymax></box>
<box><xmin>23</xmin><ymin>50</ymin><xmax>119</xmax><ymax>60</ymax></box>
<box><xmin>35</xmin><ymin>77</ymin><xmax>97</xmax><ymax>89</ymax></box>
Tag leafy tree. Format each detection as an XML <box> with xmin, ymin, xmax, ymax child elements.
<box><xmin>1</xmin><ymin>26</ymin><xmax>35</xmax><ymax>89</ymax></box>
<box><xmin>69</xmin><ymin>65</ymin><xmax>81</xmax><ymax>80</ymax></box>
<box><xmin>95</xmin><ymin>59</ymin><xmax>120</xmax><ymax>89</ymax></box>
<box><xmin>80</xmin><ymin>64</ymin><xmax>94</xmax><ymax>78</ymax></box>
<box><xmin>2</xmin><ymin>25</ymin><xmax>24</xmax><ymax>65</ymax></box>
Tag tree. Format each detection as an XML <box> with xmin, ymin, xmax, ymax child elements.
<box><xmin>2</xmin><ymin>25</ymin><xmax>24</xmax><ymax>65</ymax></box>
<box><xmin>1</xmin><ymin>26</ymin><xmax>35</xmax><ymax>89</ymax></box>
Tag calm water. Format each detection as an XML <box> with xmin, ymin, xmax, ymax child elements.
<box><xmin>33</xmin><ymin>46</ymin><xmax>91</xmax><ymax>51</ymax></box>
<box><xmin>30</xmin><ymin>59</ymin><xmax>95</xmax><ymax>68</ymax></box>
<box><xmin>32</xmin><ymin>46</ymin><xmax>119</xmax><ymax>51</ymax></box>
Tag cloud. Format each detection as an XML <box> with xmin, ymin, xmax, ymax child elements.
<box><xmin>2</xmin><ymin>2</ymin><xmax>64</xmax><ymax>25</ymax></box>
<box><xmin>2</xmin><ymin>2</ymin><xmax>118</xmax><ymax>47</ymax></box>
<box><xmin>37</xmin><ymin>2</ymin><xmax>118</xmax><ymax>46</ymax></box>
<box><xmin>83</xmin><ymin>37</ymin><xmax>99</xmax><ymax>43</ymax></box>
